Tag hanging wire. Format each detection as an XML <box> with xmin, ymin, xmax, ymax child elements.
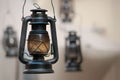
<box><xmin>2</xmin><ymin>0</ymin><xmax>16</xmax><ymax>30</ymax></box>
<box><xmin>22</xmin><ymin>0</ymin><xmax>26</xmax><ymax>20</ymax></box>
<box><xmin>2</xmin><ymin>0</ymin><xmax>11</xmax><ymax>27</ymax></box>
<box><xmin>6</xmin><ymin>0</ymin><xmax>10</xmax><ymax>14</ymax></box>
<box><xmin>51</xmin><ymin>0</ymin><xmax>56</xmax><ymax>21</ymax></box>
<box><xmin>22</xmin><ymin>0</ymin><xmax>56</xmax><ymax>21</ymax></box>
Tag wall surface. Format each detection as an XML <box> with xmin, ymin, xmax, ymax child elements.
<box><xmin>0</xmin><ymin>0</ymin><xmax>38</xmax><ymax>80</ymax></box>
<box><xmin>35</xmin><ymin>0</ymin><xmax>120</xmax><ymax>80</ymax></box>
<box><xmin>0</xmin><ymin>0</ymin><xmax>120</xmax><ymax>80</ymax></box>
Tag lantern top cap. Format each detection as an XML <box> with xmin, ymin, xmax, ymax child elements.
<box><xmin>6</xmin><ymin>26</ymin><xmax>13</xmax><ymax>30</ymax></box>
<box><xmin>68</xmin><ymin>31</ymin><xmax>78</xmax><ymax>39</ymax></box>
<box><xmin>69</xmin><ymin>31</ymin><xmax>76</xmax><ymax>35</ymax></box>
<box><xmin>5</xmin><ymin>26</ymin><xmax>15</xmax><ymax>34</ymax></box>
<box><xmin>30</xmin><ymin>9</ymin><xmax>48</xmax><ymax>13</ymax></box>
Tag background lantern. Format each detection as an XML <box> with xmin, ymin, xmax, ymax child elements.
<box><xmin>2</xmin><ymin>26</ymin><xmax>18</xmax><ymax>57</ymax></box>
<box><xmin>65</xmin><ymin>31</ymin><xmax>83</xmax><ymax>71</ymax></box>
<box><xmin>59</xmin><ymin>0</ymin><xmax>74</xmax><ymax>22</ymax></box>
<box><xmin>19</xmin><ymin>8</ymin><xmax>59</xmax><ymax>74</ymax></box>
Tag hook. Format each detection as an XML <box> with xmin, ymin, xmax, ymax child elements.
<box><xmin>33</xmin><ymin>3</ymin><xmax>41</xmax><ymax>9</ymax></box>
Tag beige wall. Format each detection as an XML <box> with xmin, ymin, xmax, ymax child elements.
<box><xmin>0</xmin><ymin>0</ymin><xmax>38</xmax><ymax>80</ymax></box>
<box><xmin>0</xmin><ymin>0</ymin><xmax>120</xmax><ymax>80</ymax></box>
<box><xmin>35</xmin><ymin>0</ymin><xmax>120</xmax><ymax>80</ymax></box>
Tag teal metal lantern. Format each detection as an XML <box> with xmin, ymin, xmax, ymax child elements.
<box><xmin>19</xmin><ymin>8</ymin><xmax>59</xmax><ymax>74</ymax></box>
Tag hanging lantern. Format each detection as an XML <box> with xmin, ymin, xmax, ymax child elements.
<box><xmin>19</xmin><ymin>8</ymin><xmax>59</xmax><ymax>74</ymax></box>
<box><xmin>65</xmin><ymin>31</ymin><xmax>82</xmax><ymax>71</ymax></box>
<box><xmin>60</xmin><ymin>0</ymin><xmax>74</xmax><ymax>22</ymax></box>
<box><xmin>2</xmin><ymin>26</ymin><xmax>18</xmax><ymax>57</ymax></box>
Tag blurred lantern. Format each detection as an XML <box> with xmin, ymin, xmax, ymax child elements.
<box><xmin>2</xmin><ymin>26</ymin><xmax>18</xmax><ymax>57</ymax></box>
<box><xmin>19</xmin><ymin>8</ymin><xmax>59</xmax><ymax>74</ymax></box>
<box><xmin>65</xmin><ymin>31</ymin><xmax>82</xmax><ymax>71</ymax></box>
<box><xmin>60</xmin><ymin>0</ymin><xmax>74</xmax><ymax>22</ymax></box>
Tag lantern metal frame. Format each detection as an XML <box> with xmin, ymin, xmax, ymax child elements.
<box><xmin>19</xmin><ymin>8</ymin><xmax>59</xmax><ymax>74</ymax></box>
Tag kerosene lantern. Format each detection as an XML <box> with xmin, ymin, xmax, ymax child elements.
<box><xmin>65</xmin><ymin>31</ymin><xmax>82</xmax><ymax>71</ymax></box>
<box><xmin>60</xmin><ymin>0</ymin><xmax>74</xmax><ymax>22</ymax></box>
<box><xmin>19</xmin><ymin>8</ymin><xmax>59</xmax><ymax>74</ymax></box>
<box><xmin>2</xmin><ymin>26</ymin><xmax>18</xmax><ymax>57</ymax></box>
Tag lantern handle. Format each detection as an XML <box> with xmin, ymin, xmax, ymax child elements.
<box><xmin>47</xmin><ymin>17</ymin><xmax>59</xmax><ymax>64</ymax></box>
<box><xmin>19</xmin><ymin>16</ymin><xmax>31</xmax><ymax>64</ymax></box>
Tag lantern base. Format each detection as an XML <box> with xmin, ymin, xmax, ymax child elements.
<box><xmin>66</xmin><ymin>62</ymin><xmax>81</xmax><ymax>71</ymax></box>
<box><xmin>6</xmin><ymin>51</ymin><xmax>17</xmax><ymax>57</ymax></box>
<box><xmin>24</xmin><ymin>60</ymin><xmax>54</xmax><ymax>74</ymax></box>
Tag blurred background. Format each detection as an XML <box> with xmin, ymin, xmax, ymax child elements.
<box><xmin>0</xmin><ymin>0</ymin><xmax>120</xmax><ymax>80</ymax></box>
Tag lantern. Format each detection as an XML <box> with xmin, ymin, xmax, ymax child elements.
<box><xmin>65</xmin><ymin>31</ymin><xmax>82</xmax><ymax>71</ymax></box>
<box><xmin>2</xmin><ymin>26</ymin><xmax>18</xmax><ymax>57</ymax></box>
<box><xmin>60</xmin><ymin>0</ymin><xmax>74</xmax><ymax>22</ymax></box>
<box><xmin>19</xmin><ymin>8</ymin><xmax>59</xmax><ymax>74</ymax></box>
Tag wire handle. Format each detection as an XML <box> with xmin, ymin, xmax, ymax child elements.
<box><xmin>22</xmin><ymin>0</ymin><xmax>26</xmax><ymax>20</ymax></box>
<box><xmin>51</xmin><ymin>0</ymin><xmax>56</xmax><ymax>21</ymax></box>
<box><xmin>22</xmin><ymin>0</ymin><xmax>56</xmax><ymax>21</ymax></box>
